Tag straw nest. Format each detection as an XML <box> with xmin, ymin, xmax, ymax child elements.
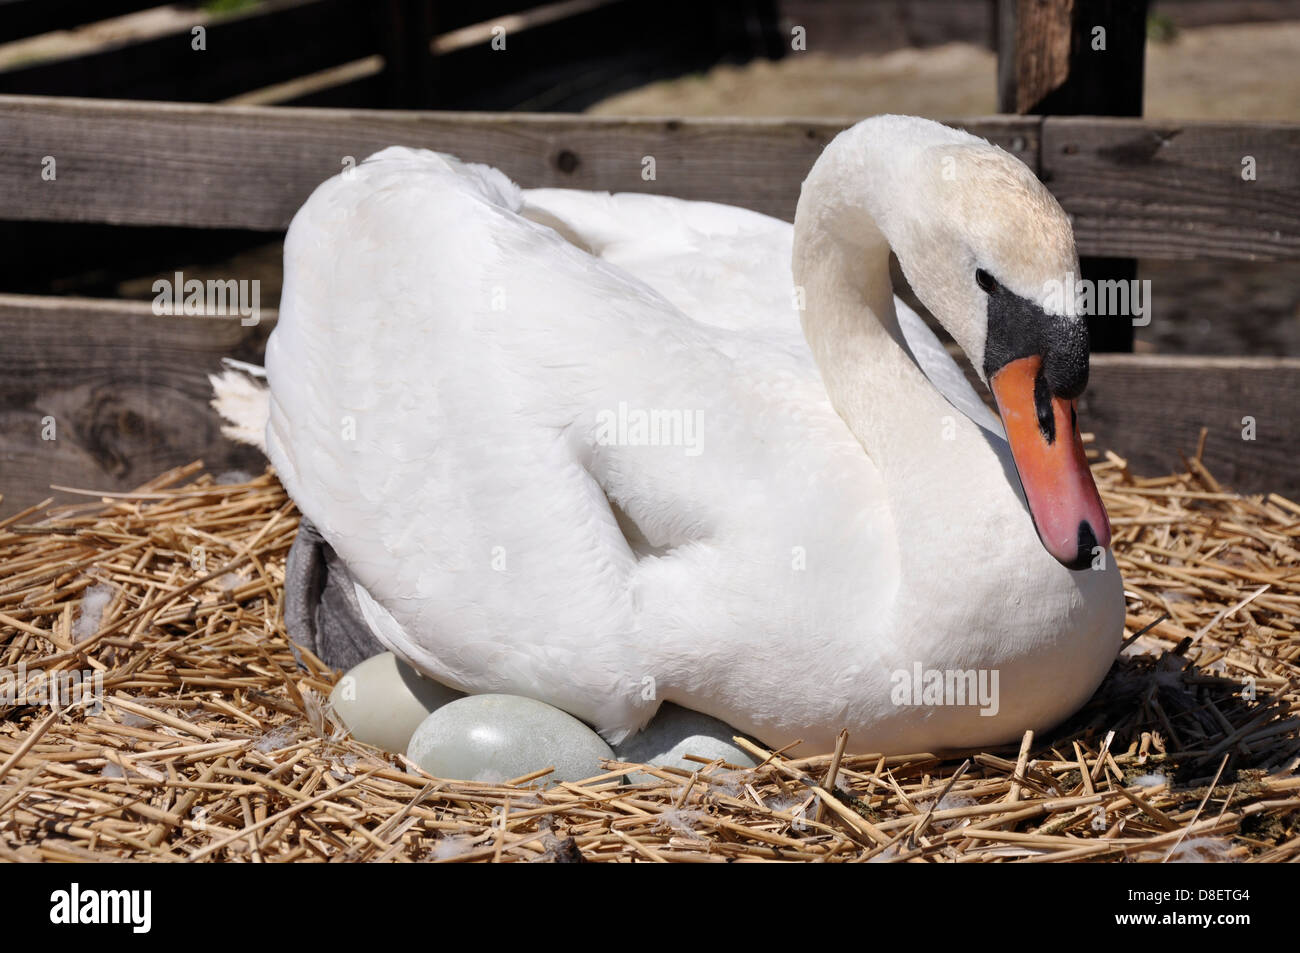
<box><xmin>1</xmin><ymin>440</ymin><xmax>1297</xmax><ymax>863</ymax></box>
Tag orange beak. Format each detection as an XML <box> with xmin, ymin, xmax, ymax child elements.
<box><xmin>989</xmin><ymin>355</ymin><xmax>1111</xmax><ymax>570</ymax></box>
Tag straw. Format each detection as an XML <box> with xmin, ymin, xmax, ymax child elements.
<box><xmin>0</xmin><ymin>445</ymin><xmax>1297</xmax><ymax>862</ymax></box>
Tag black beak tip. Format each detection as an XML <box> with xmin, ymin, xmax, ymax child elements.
<box><xmin>1061</xmin><ymin>520</ymin><xmax>1099</xmax><ymax>571</ymax></box>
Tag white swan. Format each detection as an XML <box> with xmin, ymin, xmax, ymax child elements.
<box><xmin>221</xmin><ymin>115</ymin><xmax>1123</xmax><ymax>754</ymax></box>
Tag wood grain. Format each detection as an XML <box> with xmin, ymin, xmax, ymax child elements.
<box><xmin>999</xmin><ymin>0</ymin><xmax>1074</xmax><ymax>114</ymax></box>
<box><xmin>1042</xmin><ymin>117</ymin><xmax>1300</xmax><ymax>260</ymax></box>
<box><xmin>0</xmin><ymin>94</ymin><xmax>1038</xmax><ymax>229</ymax></box>
<box><xmin>2</xmin><ymin>96</ymin><xmax>1294</xmax><ymax>260</ymax></box>
<box><xmin>1085</xmin><ymin>354</ymin><xmax>1300</xmax><ymax>496</ymax></box>
<box><xmin>999</xmin><ymin>0</ymin><xmax>1147</xmax><ymax>116</ymax></box>
<box><xmin>0</xmin><ymin>294</ymin><xmax>271</xmax><ymax>513</ymax></box>
<box><xmin>2</xmin><ymin>296</ymin><xmax>1296</xmax><ymax>512</ymax></box>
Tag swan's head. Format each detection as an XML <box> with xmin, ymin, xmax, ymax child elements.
<box><xmin>886</xmin><ymin>136</ymin><xmax>1111</xmax><ymax>570</ymax></box>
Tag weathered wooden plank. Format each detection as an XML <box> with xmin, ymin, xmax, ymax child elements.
<box><xmin>0</xmin><ymin>94</ymin><xmax>1040</xmax><ymax>229</ymax></box>
<box><xmin>998</xmin><ymin>0</ymin><xmax>1146</xmax><ymax>116</ymax></box>
<box><xmin>2</xmin><ymin>96</ymin><xmax>1295</xmax><ymax>260</ymax></box>
<box><xmin>1085</xmin><ymin>354</ymin><xmax>1300</xmax><ymax>496</ymax></box>
<box><xmin>0</xmin><ymin>0</ymin><xmax>373</xmax><ymax>103</ymax></box>
<box><xmin>0</xmin><ymin>295</ymin><xmax>272</xmax><ymax>514</ymax></box>
<box><xmin>997</xmin><ymin>0</ymin><xmax>1073</xmax><ymax>115</ymax></box>
<box><xmin>2</xmin><ymin>296</ymin><xmax>1297</xmax><ymax>513</ymax></box>
<box><xmin>1042</xmin><ymin>116</ymin><xmax>1300</xmax><ymax>260</ymax></box>
<box><xmin>0</xmin><ymin>0</ymin><xmax>165</xmax><ymax>44</ymax></box>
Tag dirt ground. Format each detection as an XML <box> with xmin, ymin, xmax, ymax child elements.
<box><xmin>588</xmin><ymin>21</ymin><xmax>1300</xmax><ymax>121</ymax></box>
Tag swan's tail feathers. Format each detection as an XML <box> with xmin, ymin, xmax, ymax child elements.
<box><xmin>209</xmin><ymin>359</ymin><xmax>270</xmax><ymax>454</ymax></box>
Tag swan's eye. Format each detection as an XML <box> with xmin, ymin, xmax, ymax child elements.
<box><xmin>975</xmin><ymin>269</ymin><xmax>999</xmax><ymax>295</ymax></box>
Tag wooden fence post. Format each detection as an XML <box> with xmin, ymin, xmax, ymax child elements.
<box><xmin>380</xmin><ymin>0</ymin><xmax>436</xmax><ymax>109</ymax></box>
<box><xmin>997</xmin><ymin>0</ymin><xmax>1148</xmax><ymax>352</ymax></box>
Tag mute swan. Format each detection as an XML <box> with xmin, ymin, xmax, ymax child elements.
<box><xmin>220</xmin><ymin>115</ymin><xmax>1124</xmax><ymax>754</ymax></box>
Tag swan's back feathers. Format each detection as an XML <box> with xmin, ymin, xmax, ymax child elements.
<box><xmin>363</xmin><ymin>145</ymin><xmax>525</xmax><ymax>212</ymax></box>
<box><xmin>521</xmin><ymin>188</ymin><xmax>798</xmax><ymax>333</ymax></box>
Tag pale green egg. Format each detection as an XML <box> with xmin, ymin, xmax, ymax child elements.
<box><xmin>406</xmin><ymin>694</ymin><xmax>614</xmax><ymax>785</ymax></box>
<box><xmin>329</xmin><ymin>652</ymin><xmax>463</xmax><ymax>753</ymax></box>
<box><xmin>614</xmin><ymin>703</ymin><xmax>757</xmax><ymax>783</ymax></box>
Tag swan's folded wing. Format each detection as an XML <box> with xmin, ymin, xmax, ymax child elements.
<box><xmin>896</xmin><ymin>298</ymin><xmax>1003</xmax><ymax>436</ymax></box>
<box><xmin>520</xmin><ymin>188</ymin><xmax>798</xmax><ymax>334</ymax></box>
<box><xmin>262</xmin><ymin>145</ymin><xmax>725</xmax><ymax>739</ymax></box>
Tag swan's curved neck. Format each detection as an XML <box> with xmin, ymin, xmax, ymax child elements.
<box><xmin>793</xmin><ymin>126</ymin><xmax>966</xmax><ymax>478</ymax></box>
<box><xmin>790</xmin><ymin>122</ymin><xmax>1028</xmax><ymax>604</ymax></box>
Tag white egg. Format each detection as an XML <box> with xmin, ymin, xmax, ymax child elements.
<box><xmin>406</xmin><ymin>694</ymin><xmax>614</xmax><ymax>785</ymax></box>
<box><xmin>614</xmin><ymin>703</ymin><xmax>757</xmax><ymax>782</ymax></box>
<box><xmin>329</xmin><ymin>652</ymin><xmax>463</xmax><ymax>753</ymax></box>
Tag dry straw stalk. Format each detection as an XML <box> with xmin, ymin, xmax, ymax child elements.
<box><xmin>0</xmin><ymin>438</ymin><xmax>1297</xmax><ymax>863</ymax></box>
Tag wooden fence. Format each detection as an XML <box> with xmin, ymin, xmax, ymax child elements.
<box><xmin>0</xmin><ymin>0</ymin><xmax>782</xmax><ymax>111</ymax></box>
<box><xmin>0</xmin><ymin>95</ymin><xmax>1297</xmax><ymax>510</ymax></box>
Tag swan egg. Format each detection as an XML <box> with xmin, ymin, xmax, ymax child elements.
<box><xmin>329</xmin><ymin>652</ymin><xmax>463</xmax><ymax>753</ymax></box>
<box><xmin>406</xmin><ymin>694</ymin><xmax>614</xmax><ymax>785</ymax></box>
<box><xmin>613</xmin><ymin>703</ymin><xmax>757</xmax><ymax>783</ymax></box>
